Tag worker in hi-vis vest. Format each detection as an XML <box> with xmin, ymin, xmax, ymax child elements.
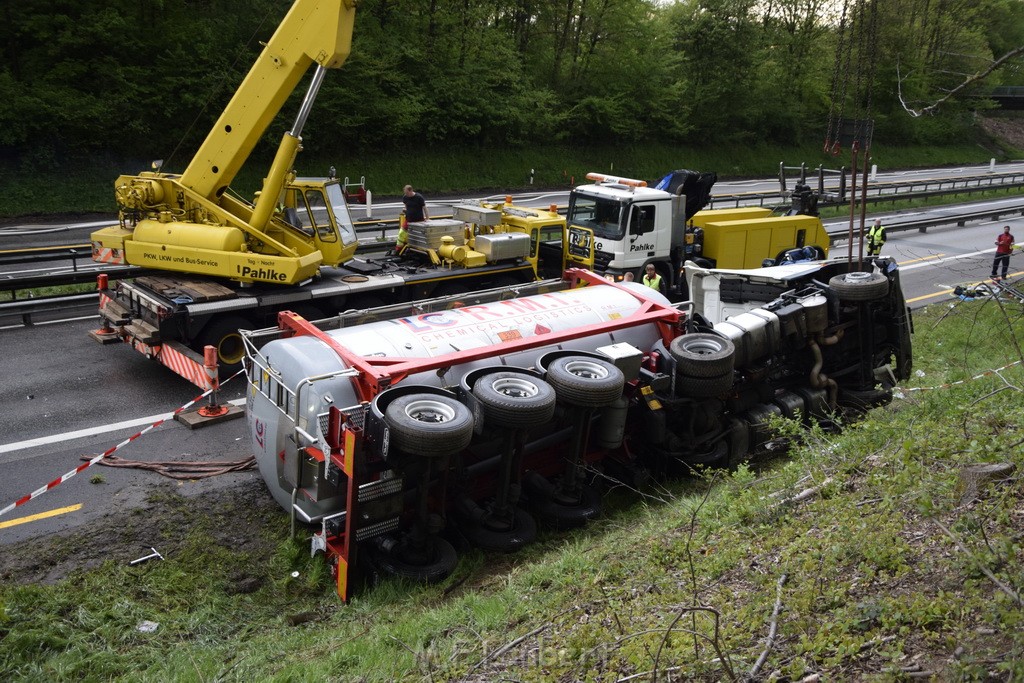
<box><xmin>642</xmin><ymin>263</ymin><xmax>665</xmax><ymax>295</ymax></box>
<box><xmin>866</xmin><ymin>218</ymin><xmax>887</xmax><ymax>256</ymax></box>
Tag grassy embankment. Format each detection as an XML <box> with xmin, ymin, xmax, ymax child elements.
<box><xmin>1</xmin><ymin>292</ymin><xmax>1022</xmax><ymax>680</ymax></box>
<box><xmin>0</xmin><ymin>140</ymin><xmax>1013</xmax><ymax>219</ymax></box>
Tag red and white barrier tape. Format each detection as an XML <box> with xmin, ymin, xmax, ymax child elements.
<box><xmin>898</xmin><ymin>360</ymin><xmax>1022</xmax><ymax>394</ymax></box>
<box><xmin>0</xmin><ymin>369</ymin><xmax>244</xmax><ymax>519</ymax></box>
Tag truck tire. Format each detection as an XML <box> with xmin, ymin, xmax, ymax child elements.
<box><xmin>828</xmin><ymin>272</ymin><xmax>889</xmax><ymax>301</ymax></box>
<box><xmin>545</xmin><ymin>356</ymin><xmax>624</xmax><ymax>408</ymax></box>
<box><xmin>677</xmin><ymin>371</ymin><xmax>734</xmax><ymax>398</ymax></box>
<box><xmin>669</xmin><ymin>332</ymin><xmax>735</xmax><ymax>377</ymax></box>
<box><xmin>528</xmin><ymin>480</ymin><xmax>602</xmax><ymax>530</ymax></box>
<box><xmin>460</xmin><ymin>507</ymin><xmax>537</xmax><ymax>552</ymax></box>
<box><xmin>369</xmin><ymin>536</ymin><xmax>458</xmax><ymax>584</ymax></box>
<box><xmin>194</xmin><ymin>315</ymin><xmax>249</xmax><ymax>373</ymax></box>
<box><xmin>384</xmin><ymin>394</ymin><xmax>474</xmax><ymax>457</ymax></box>
<box><xmin>472</xmin><ymin>372</ymin><xmax>556</xmax><ymax>429</ymax></box>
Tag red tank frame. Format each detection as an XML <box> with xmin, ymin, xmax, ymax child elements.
<box><xmin>272</xmin><ymin>268</ymin><xmax>687</xmax><ymax>600</ymax></box>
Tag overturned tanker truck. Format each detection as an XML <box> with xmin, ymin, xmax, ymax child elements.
<box><xmin>242</xmin><ymin>260</ymin><xmax>912</xmax><ymax>600</ymax></box>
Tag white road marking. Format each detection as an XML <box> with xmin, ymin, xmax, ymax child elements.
<box><xmin>0</xmin><ymin>398</ymin><xmax>246</xmax><ymax>456</ymax></box>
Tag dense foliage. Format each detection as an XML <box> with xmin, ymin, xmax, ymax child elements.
<box><xmin>1</xmin><ymin>0</ymin><xmax>1023</xmax><ymax>172</ymax></box>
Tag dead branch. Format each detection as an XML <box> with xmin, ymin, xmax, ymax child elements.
<box><xmin>934</xmin><ymin>519</ymin><xmax>1023</xmax><ymax>606</ymax></box>
<box><xmin>771</xmin><ymin>477</ymin><xmax>835</xmax><ymax>511</ymax></box>
<box><xmin>898</xmin><ymin>46</ymin><xmax>1024</xmax><ymax>117</ymax></box>
<box><xmin>748</xmin><ymin>573</ymin><xmax>789</xmax><ymax>681</ymax></box>
<box><xmin>388</xmin><ymin>635</ymin><xmax>436</xmax><ymax>683</ymax></box>
<box><xmin>617</xmin><ymin>665</ymin><xmax>685</xmax><ymax>682</ymax></box>
<box><xmin>470</xmin><ymin>622</ymin><xmax>552</xmax><ymax>672</ymax></box>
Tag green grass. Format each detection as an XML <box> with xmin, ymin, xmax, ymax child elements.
<box><xmin>0</xmin><ymin>140</ymin><xmax>1013</xmax><ymax>219</ymax></box>
<box><xmin>2</xmin><ymin>298</ymin><xmax>1023</xmax><ymax>680</ymax></box>
<box><xmin>0</xmin><ymin>283</ymin><xmax>96</xmax><ymax>302</ymax></box>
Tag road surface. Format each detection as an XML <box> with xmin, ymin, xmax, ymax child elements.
<box><xmin>1</xmin><ymin>195</ymin><xmax>1021</xmax><ymax>547</ymax></box>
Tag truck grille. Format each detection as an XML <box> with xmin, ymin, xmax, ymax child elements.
<box><xmin>594</xmin><ymin>249</ymin><xmax>614</xmax><ymax>271</ymax></box>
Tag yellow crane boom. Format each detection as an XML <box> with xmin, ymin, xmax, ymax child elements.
<box><xmin>90</xmin><ymin>0</ymin><xmax>360</xmax><ymax>285</ymax></box>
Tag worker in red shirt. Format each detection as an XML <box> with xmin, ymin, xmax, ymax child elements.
<box><xmin>991</xmin><ymin>225</ymin><xmax>1016</xmax><ymax>280</ymax></box>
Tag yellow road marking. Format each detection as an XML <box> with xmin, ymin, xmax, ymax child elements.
<box><xmin>908</xmin><ymin>270</ymin><xmax>1024</xmax><ymax>304</ymax></box>
<box><xmin>898</xmin><ymin>254</ymin><xmax>945</xmax><ymax>265</ymax></box>
<box><xmin>0</xmin><ymin>503</ymin><xmax>83</xmax><ymax>530</ymax></box>
<box><xmin>908</xmin><ymin>289</ymin><xmax>954</xmax><ymax>304</ymax></box>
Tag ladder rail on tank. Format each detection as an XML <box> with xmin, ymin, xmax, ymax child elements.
<box><xmin>275</xmin><ymin>268</ymin><xmax>686</xmax><ymax>402</ymax></box>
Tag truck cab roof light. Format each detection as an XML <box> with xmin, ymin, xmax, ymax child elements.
<box><xmin>585</xmin><ymin>172</ymin><xmax>648</xmax><ymax>188</ymax></box>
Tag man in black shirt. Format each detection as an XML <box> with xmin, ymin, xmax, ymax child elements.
<box><xmin>402</xmin><ymin>185</ymin><xmax>429</xmax><ymax>223</ymax></box>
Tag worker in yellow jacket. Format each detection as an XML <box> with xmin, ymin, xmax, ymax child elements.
<box><xmin>642</xmin><ymin>263</ymin><xmax>665</xmax><ymax>295</ymax></box>
<box><xmin>866</xmin><ymin>219</ymin><xmax>887</xmax><ymax>256</ymax></box>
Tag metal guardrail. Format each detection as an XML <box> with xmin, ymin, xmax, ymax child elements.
<box><xmin>707</xmin><ymin>170</ymin><xmax>1024</xmax><ymax>210</ymax></box>
<box><xmin>0</xmin><ymin>243</ymin><xmax>94</xmax><ymax>267</ymax></box>
<box><xmin>825</xmin><ymin>202</ymin><xmax>1024</xmax><ymax>241</ymax></box>
<box><xmin>4</xmin><ymin>193</ymin><xmax>1024</xmax><ymax>324</ymax></box>
<box><xmin>0</xmin><ymin>291</ymin><xmax>100</xmax><ymax>326</ymax></box>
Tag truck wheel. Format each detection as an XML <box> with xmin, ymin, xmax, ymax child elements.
<box><xmin>828</xmin><ymin>272</ymin><xmax>889</xmax><ymax>301</ymax></box>
<box><xmin>669</xmin><ymin>332</ymin><xmax>735</xmax><ymax>377</ymax></box>
<box><xmin>545</xmin><ymin>356</ymin><xmax>624</xmax><ymax>408</ymax></box>
<box><xmin>194</xmin><ymin>315</ymin><xmax>249</xmax><ymax>373</ymax></box>
<box><xmin>384</xmin><ymin>394</ymin><xmax>474</xmax><ymax>457</ymax></box>
<box><xmin>460</xmin><ymin>507</ymin><xmax>537</xmax><ymax>552</ymax></box>
<box><xmin>472</xmin><ymin>372</ymin><xmax>556</xmax><ymax>429</ymax></box>
<box><xmin>369</xmin><ymin>536</ymin><xmax>458</xmax><ymax>583</ymax></box>
<box><xmin>528</xmin><ymin>479</ymin><xmax>602</xmax><ymax>530</ymax></box>
<box><xmin>677</xmin><ymin>371</ymin><xmax>735</xmax><ymax>398</ymax></box>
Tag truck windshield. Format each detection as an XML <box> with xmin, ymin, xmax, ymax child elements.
<box><xmin>567</xmin><ymin>193</ymin><xmax>625</xmax><ymax>240</ymax></box>
<box><xmin>299</xmin><ymin>185</ymin><xmax>358</xmax><ymax>246</ymax></box>
<box><xmin>325</xmin><ymin>183</ymin><xmax>358</xmax><ymax>246</ymax></box>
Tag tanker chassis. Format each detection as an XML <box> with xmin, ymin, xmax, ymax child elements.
<box><xmin>243</xmin><ymin>261</ymin><xmax>912</xmax><ymax>600</ymax></box>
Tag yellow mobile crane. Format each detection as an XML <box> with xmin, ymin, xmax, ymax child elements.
<box><xmin>91</xmin><ymin>0</ymin><xmax>360</xmax><ymax>285</ymax></box>
<box><xmin>88</xmin><ymin>0</ymin><xmax>570</xmax><ymax>385</ymax></box>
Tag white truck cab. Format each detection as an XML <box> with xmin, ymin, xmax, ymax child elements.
<box><xmin>565</xmin><ymin>170</ymin><xmax>830</xmax><ymax>298</ymax></box>
<box><xmin>565</xmin><ymin>173</ymin><xmax>688</xmax><ymax>286</ymax></box>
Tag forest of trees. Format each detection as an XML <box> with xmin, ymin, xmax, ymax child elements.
<box><xmin>1</xmin><ymin>0</ymin><xmax>1022</xmax><ymax>173</ymax></box>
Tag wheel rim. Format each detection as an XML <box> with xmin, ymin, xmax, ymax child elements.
<box><xmin>843</xmin><ymin>272</ymin><xmax>872</xmax><ymax>284</ymax></box>
<box><xmin>402</xmin><ymin>399</ymin><xmax>457</xmax><ymax>424</ymax></box>
<box><xmin>683</xmin><ymin>338</ymin><xmax>725</xmax><ymax>356</ymax></box>
<box><xmin>491</xmin><ymin>376</ymin><xmax>540</xmax><ymax>399</ymax></box>
<box><xmin>563</xmin><ymin>359</ymin><xmax>608</xmax><ymax>380</ymax></box>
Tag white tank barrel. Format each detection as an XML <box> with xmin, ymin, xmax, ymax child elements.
<box><xmin>247</xmin><ymin>282</ymin><xmax>671</xmax><ymax>517</ymax></box>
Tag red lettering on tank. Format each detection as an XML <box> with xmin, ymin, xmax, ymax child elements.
<box><xmin>499</xmin><ymin>298</ymin><xmax>549</xmax><ymax>314</ymax></box>
<box><xmin>396</xmin><ymin>311</ymin><xmax>457</xmax><ymax>332</ymax></box>
<box><xmin>255</xmin><ymin>418</ymin><xmax>265</xmax><ymax>449</ymax></box>
<box><xmin>457</xmin><ymin>305</ymin><xmax>504</xmax><ymax>321</ymax></box>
